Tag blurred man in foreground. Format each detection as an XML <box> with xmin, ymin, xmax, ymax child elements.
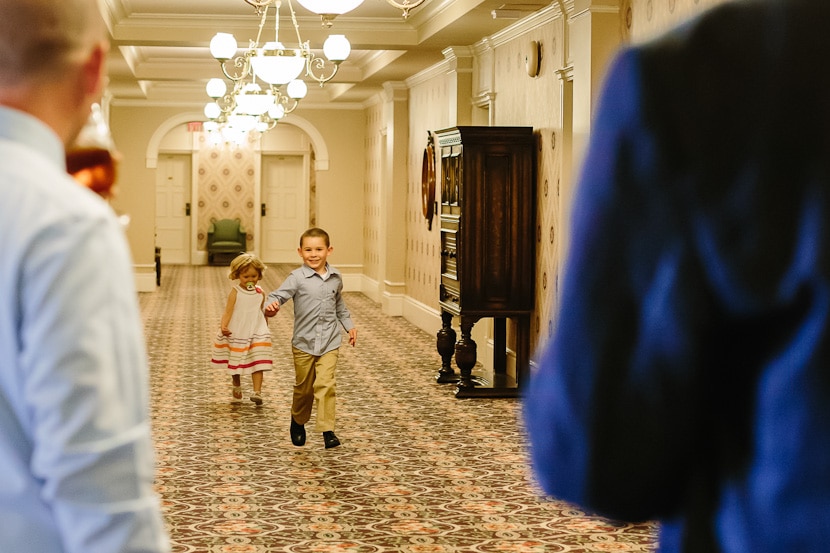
<box><xmin>0</xmin><ymin>0</ymin><xmax>170</xmax><ymax>551</ymax></box>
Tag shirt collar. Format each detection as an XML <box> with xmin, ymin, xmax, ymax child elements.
<box><xmin>0</xmin><ymin>106</ymin><xmax>65</xmax><ymax>170</ymax></box>
<box><xmin>300</xmin><ymin>263</ymin><xmax>340</xmax><ymax>279</ymax></box>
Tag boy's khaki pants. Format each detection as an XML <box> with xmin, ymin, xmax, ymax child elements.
<box><xmin>291</xmin><ymin>347</ymin><xmax>339</xmax><ymax>433</ymax></box>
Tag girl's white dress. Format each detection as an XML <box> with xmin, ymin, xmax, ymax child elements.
<box><xmin>211</xmin><ymin>284</ymin><xmax>273</xmax><ymax>375</ymax></box>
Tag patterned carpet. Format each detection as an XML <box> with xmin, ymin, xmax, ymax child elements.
<box><xmin>139</xmin><ymin>264</ymin><xmax>657</xmax><ymax>552</ymax></box>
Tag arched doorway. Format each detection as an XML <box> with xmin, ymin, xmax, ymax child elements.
<box><xmin>146</xmin><ymin>114</ymin><xmax>330</xmax><ymax>264</ymax></box>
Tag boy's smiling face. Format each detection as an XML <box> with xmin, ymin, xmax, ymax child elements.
<box><xmin>298</xmin><ymin>236</ymin><xmax>332</xmax><ymax>274</ymax></box>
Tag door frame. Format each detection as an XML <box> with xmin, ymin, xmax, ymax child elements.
<box><xmin>253</xmin><ymin>143</ymin><xmax>312</xmax><ymax>259</ymax></box>
<box><xmin>155</xmin><ymin>147</ymin><xmax>196</xmax><ymax>265</ymax></box>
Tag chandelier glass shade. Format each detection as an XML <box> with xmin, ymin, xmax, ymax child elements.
<box><xmin>250</xmin><ymin>45</ymin><xmax>306</xmax><ymax>85</ymax></box>
<box><xmin>295</xmin><ymin>0</ymin><xmax>364</xmax><ymax>27</ymax></box>
<box><xmin>205</xmin><ymin>78</ymin><xmax>228</xmax><ymax>99</ymax></box>
<box><xmin>234</xmin><ymin>84</ymin><xmax>275</xmax><ymax>116</ymax></box>
<box><xmin>295</xmin><ymin>0</ymin><xmax>364</xmax><ymax>15</ymax></box>
<box><xmin>209</xmin><ymin>33</ymin><xmax>238</xmax><ymax>61</ymax></box>
<box><xmin>295</xmin><ymin>0</ymin><xmax>425</xmax><ymax>23</ymax></box>
<box><xmin>322</xmin><ymin>35</ymin><xmax>350</xmax><ymax>62</ymax></box>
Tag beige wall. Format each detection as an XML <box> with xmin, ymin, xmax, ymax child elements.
<box><xmin>293</xmin><ymin>109</ymin><xmax>365</xmax><ymax>268</ymax></box>
<box><xmin>405</xmin><ymin>65</ymin><xmax>452</xmax><ymax>314</ymax></box>
<box><xmin>363</xmin><ymin>100</ymin><xmax>383</xmax><ymax>287</ymax></box>
<box><xmin>111</xmin><ymin>106</ymin><xmax>188</xmax><ymax>288</ymax></box>
<box><xmin>488</xmin><ymin>11</ymin><xmax>565</xmax><ymax>354</ymax></box>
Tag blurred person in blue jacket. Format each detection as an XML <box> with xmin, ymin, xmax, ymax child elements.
<box><xmin>525</xmin><ymin>1</ymin><xmax>830</xmax><ymax>551</ymax></box>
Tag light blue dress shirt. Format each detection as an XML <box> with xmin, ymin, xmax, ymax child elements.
<box><xmin>0</xmin><ymin>107</ymin><xmax>170</xmax><ymax>552</ymax></box>
<box><xmin>266</xmin><ymin>263</ymin><xmax>354</xmax><ymax>356</ymax></box>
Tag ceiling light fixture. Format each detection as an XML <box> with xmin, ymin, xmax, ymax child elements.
<box><xmin>212</xmin><ymin>0</ymin><xmax>351</xmax><ymax>86</ymax></box>
<box><xmin>295</xmin><ymin>0</ymin><xmax>426</xmax><ymax>23</ymax></box>
<box><xmin>205</xmin><ymin>0</ymin><xmax>351</xmax><ymax>133</ymax></box>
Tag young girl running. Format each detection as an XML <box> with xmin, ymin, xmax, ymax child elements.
<box><xmin>211</xmin><ymin>253</ymin><xmax>272</xmax><ymax>404</ymax></box>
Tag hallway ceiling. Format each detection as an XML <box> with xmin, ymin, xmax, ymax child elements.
<box><xmin>101</xmin><ymin>0</ymin><xmax>547</xmax><ymax>110</ymax></box>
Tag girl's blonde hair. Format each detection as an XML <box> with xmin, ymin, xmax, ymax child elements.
<box><xmin>228</xmin><ymin>253</ymin><xmax>266</xmax><ymax>280</ymax></box>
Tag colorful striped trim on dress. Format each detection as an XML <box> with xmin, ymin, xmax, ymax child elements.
<box><xmin>211</xmin><ymin>331</ymin><xmax>273</xmax><ymax>370</ymax></box>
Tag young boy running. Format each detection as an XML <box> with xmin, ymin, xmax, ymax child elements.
<box><xmin>264</xmin><ymin>227</ymin><xmax>357</xmax><ymax>449</ymax></box>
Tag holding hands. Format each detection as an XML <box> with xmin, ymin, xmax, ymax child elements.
<box><xmin>264</xmin><ymin>301</ymin><xmax>280</xmax><ymax>318</ymax></box>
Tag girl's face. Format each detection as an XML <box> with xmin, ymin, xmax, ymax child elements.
<box><xmin>238</xmin><ymin>265</ymin><xmax>261</xmax><ymax>289</ymax></box>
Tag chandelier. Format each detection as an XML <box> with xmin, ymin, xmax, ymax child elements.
<box><xmin>204</xmin><ymin>0</ymin><xmax>352</xmax><ymax>134</ymax></box>
<box><xmin>204</xmin><ymin>0</ymin><xmax>428</xmax><ymax>135</ymax></box>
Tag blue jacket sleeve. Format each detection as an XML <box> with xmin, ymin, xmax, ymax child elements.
<box><xmin>523</xmin><ymin>47</ymin><xmax>713</xmax><ymax>522</ymax></box>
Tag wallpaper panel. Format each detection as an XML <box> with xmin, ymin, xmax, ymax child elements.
<box><xmin>406</xmin><ymin>74</ymin><xmax>452</xmax><ymax>311</ymax></box>
<box><xmin>363</xmin><ymin>102</ymin><xmax>383</xmax><ymax>283</ymax></box>
<box><xmin>492</xmin><ymin>19</ymin><xmax>563</xmax><ymax>358</ymax></box>
<box><xmin>195</xmin><ymin>133</ymin><xmax>256</xmax><ymax>251</ymax></box>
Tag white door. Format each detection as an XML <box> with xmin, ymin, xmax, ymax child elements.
<box><xmin>155</xmin><ymin>154</ymin><xmax>192</xmax><ymax>264</ymax></box>
<box><xmin>261</xmin><ymin>155</ymin><xmax>306</xmax><ymax>263</ymax></box>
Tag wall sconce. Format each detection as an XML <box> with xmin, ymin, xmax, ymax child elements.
<box><xmin>525</xmin><ymin>40</ymin><xmax>541</xmax><ymax>78</ymax></box>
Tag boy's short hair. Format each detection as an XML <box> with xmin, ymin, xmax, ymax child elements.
<box><xmin>228</xmin><ymin>253</ymin><xmax>266</xmax><ymax>280</ymax></box>
<box><xmin>300</xmin><ymin>227</ymin><xmax>330</xmax><ymax>247</ymax></box>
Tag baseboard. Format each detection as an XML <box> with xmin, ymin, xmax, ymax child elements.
<box><xmin>402</xmin><ymin>296</ymin><xmax>441</xmax><ymax>337</ymax></box>
<box><xmin>341</xmin><ymin>272</ymin><xmax>364</xmax><ymax>294</ymax></box>
<box><xmin>358</xmin><ymin>274</ymin><xmax>380</xmax><ymax>302</ymax></box>
<box><xmin>135</xmin><ymin>264</ymin><xmax>157</xmax><ymax>292</ymax></box>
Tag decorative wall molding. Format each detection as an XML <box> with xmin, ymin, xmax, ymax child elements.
<box><xmin>280</xmin><ymin>114</ymin><xmax>330</xmax><ymax>172</ymax></box>
<box><xmin>483</xmin><ymin>3</ymin><xmax>564</xmax><ymax>51</ymax></box>
<box><xmin>145</xmin><ymin>112</ymin><xmax>331</xmax><ymax>171</ymax></box>
<box><xmin>406</xmin><ymin>57</ymin><xmax>452</xmax><ymax>89</ymax></box>
<box><xmin>145</xmin><ymin>111</ymin><xmax>203</xmax><ymax>168</ymax></box>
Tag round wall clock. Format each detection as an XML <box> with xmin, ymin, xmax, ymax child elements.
<box><xmin>421</xmin><ymin>131</ymin><xmax>436</xmax><ymax>230</ymax></box>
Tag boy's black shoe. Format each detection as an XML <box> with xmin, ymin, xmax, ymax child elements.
<box><xmin>323</xmin><ymin>431</ymin><xmax>341</xmax><ymax>449</ymax></box>
<box><xmin>290</xmin><ymin>418</ymin><xmax>306</xmax><ymax>446</ymax></box>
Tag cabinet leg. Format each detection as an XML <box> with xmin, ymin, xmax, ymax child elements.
<box><xmin>455</xmin><ymin>317</ymin><xmax>478</xmax><ymax>391</ymax></box>
<box><xmin>435</xmin><ymin>311</ymin><xmax>458</xmax><ymax>383</ymax></box>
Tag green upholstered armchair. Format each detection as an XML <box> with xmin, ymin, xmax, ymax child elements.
<box><xmin>207</xmin><ymin>218</ymin><xmax>246</xmax><ymax>265</ymax></box>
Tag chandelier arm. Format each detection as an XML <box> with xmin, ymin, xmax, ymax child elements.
<box><xmin>260</xmin><ymin>119</ymin><xmax>278</xmax><ymax>131</ymax></box>
<box><xmin>216</xmin><ymin>93</ymin><xmax>237</xmax><ymax>114</ymax></box>
<box><xmin>277</xmin><ymin>95</ymin><xmax>300</xmax><ymax>114</ymax></box>
<box><xmin>220</xmin><ymin>55</ymin><xmax>252</xmax><ymax>82</ymax></box>
<box><xmin>209</xmin><ymin>0</ymin><xmax>361</xmax><ymax>133</ymax></box>
<box><xmin>305</xmin><ymin>56</ymin><xmax>339</xmax><ymax>86</ymax></box>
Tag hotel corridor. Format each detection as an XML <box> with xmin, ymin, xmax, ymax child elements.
<box><xmin>138</xmin><ymin>264</ymin><xmax>656</xmax><ymax>552</ymax></box>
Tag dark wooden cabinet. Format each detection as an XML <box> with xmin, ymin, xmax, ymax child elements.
<box><xmin>433</xmin><ymin>126</ymin><xmax>536</xmax><ymax>397</ymax></box>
